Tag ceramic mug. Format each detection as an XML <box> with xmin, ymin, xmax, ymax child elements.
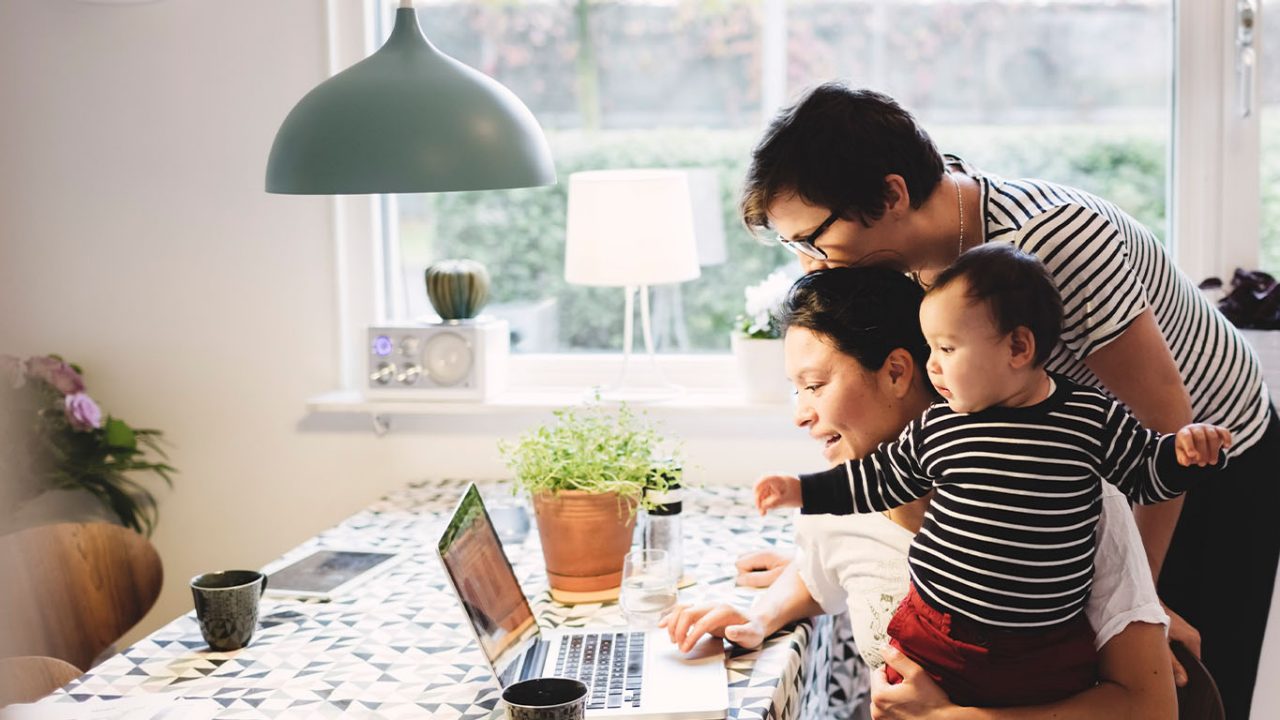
<box><xmin>190</xmin><ymin>570</ymin><xmax>268</xmax><ymax>651</ymax></box>
<box><xmin>502</xmin><ymin>677</ymin><xmax>588</xmax><ymax>720</ymax></box>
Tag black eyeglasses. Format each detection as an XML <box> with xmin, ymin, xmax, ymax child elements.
<box><xmin>776</xmin><ymin>213</ymin><xmax>837</xmax><ymax>260</ymax></box>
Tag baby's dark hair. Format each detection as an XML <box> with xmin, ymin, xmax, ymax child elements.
<box><xmin>929</xmin><ymin>244</ymin><xmax>1063</xmax><ymax>367</ymax></box>
<box><xmin>781</xmin><ymin>267</ymin><xmax>932</xmax><ymax>385</ymax></box>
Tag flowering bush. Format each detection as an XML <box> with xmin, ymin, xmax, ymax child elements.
<box><xmin>1</xmin><ymin>354</ymin><xmax>174</xmax><ymax>535</ymax></box>
<box><xmin>735</xmin><ymin>268</ymin><xmax>796</xmax><ymax>339</ymax></box>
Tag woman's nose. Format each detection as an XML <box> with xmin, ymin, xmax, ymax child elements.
<box><xmin>799</xmin><ymin>255</ymin><xmax>824</xmax><ymax>274</ymax></box>
<box><xmin>793</xmin><ymin>399</ymin><xmax>815</xmax><ymax>427</ymax></box>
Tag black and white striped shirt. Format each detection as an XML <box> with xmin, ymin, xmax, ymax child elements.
<box><xmin>962</xmin><ymin>158</ymin><xmax>1272</xmax><ymax>453</ymax></box>
<box><xmin>799</xmin><ymin>378</ymin><xmax>1220</xmax><ymax>629</ymax></box>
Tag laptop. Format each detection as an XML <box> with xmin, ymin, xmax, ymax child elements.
<box><xmin>437</xmin><ymin>483</ymin><xmax>729</xmax><ymax>719</ymax></box>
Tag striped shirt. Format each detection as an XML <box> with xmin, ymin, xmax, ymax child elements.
<box><xmin>957</xmin><ymin>156</ymin><xmax>1272</xmax><ymax>454</ymax></box>
<box><xmin>799</xmin><ymin>377</ymin><xmax>1222</xmax><ymax>629</ymax></box>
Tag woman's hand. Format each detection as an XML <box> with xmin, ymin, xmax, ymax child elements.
<box><xmin>1163</xmin><ymin>602</ymin><xmax>1201</xmax><ymax>687</ymax></box>
<box><xmin>734</xmin><ymin>549</ymin><xmax>793</xmax><ymax>588</ymax></box>
<box><xmin>658</xmin><ymin>603</ymin><xmax>769</xmax><ymax>653</ymax></box>
<box><xmin>869</xmin><ymin>646</ymin><xmax>956</xmax><ymax>720</ymax></box>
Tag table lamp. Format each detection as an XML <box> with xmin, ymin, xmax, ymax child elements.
<box><xmin>564</xmin><ymin>169</ymin><xmax>702</xmax><ymax>400</ymax></box>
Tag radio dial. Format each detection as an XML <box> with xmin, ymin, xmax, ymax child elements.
<box><xmin>371</xmin><ymin>362</ymin><xmax>396</xmax><ymax>385</ymax></box>
<box><xmin>398</xmin><ymin>363</ymin><xmax>422</xmax><ymax>385</ymax></box>
<box><xmin>399</xmin><ymin>336</ymin><xmax>420</xmax><ymax>356</ymax></box>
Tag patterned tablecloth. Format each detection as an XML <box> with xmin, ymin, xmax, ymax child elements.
<box><xmin>35</xmin><ymin>479</ymin><xmax>864</xmax><ymax>719</ymax></box>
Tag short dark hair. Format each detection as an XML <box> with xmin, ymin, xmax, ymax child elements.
<box><xmin>781</xmin><ymin>267</ymin><xmax>933</xmax><ymax>389</ymax></box>
<box><xmin>740</xmin><ymin>82</ymin><xmax>946</xmax><ymax>233</ymax></box>
<box><xmin>929</xmin><ymin>244</ymin><xmax>1063</xmax><ymax>367</ymax></box>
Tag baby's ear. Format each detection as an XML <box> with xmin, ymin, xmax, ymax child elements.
<box><xmin>1008</xmin><ymin>326</ymin><xmax>1037</xmax><ymax>368</ymax></box>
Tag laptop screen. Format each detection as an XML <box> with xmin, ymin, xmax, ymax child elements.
<box><xmin>437</xmin><ymin>484</ymin><xmax>540</xmax><ymax>678</ymax></box>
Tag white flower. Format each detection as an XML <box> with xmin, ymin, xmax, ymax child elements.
<box><xmin>741</xmin><ymin>268</ymin><xmax>797</xmax><ymax>338</ymax></box>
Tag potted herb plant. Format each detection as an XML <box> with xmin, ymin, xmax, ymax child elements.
<box><xmin>499</xmin><ymin>403</ymin><xmax>677</xmax><ymax>594</ymax></box>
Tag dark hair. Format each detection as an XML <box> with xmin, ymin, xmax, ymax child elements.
<box><xmin>929</xmin><ymin>244</ymin><xmax>1063</xmax><ymax>367</ymax></box>
<box><xmin>781</xmin><ymin>267</ymin><xmax>932</xmax><ymax>383</ymax></box>
<box><xmin>741</xmin><ymin>82</ymin><xmax>946</xmax><ymax>233</ymax></box>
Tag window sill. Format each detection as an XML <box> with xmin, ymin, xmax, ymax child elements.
<box><xmin>306</xmin><ymin>387</ymin><xmax>791</xmax><ymax>418</ymax></box>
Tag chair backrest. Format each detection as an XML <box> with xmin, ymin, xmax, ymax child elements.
<box><xmin>1173</xmin><ymin>641</ymin><xmax>1226</xmax><ymax>720</ymax></box>
<box><xmin>0</xmin><ymin>656</ymin><xmax>83</xmax><ymax>706</ymax></box>
<box><xmin>0</xmin><ymin>523</ymin><xmax>163</xmax><ymax>670</ymax></box>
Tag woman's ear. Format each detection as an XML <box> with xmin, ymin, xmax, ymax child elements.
<box><xmin>883</xmin><ymin>174</ymin><xmax>911</xmax><ymax>217</ymax></box>
<box><xmin>881</xmin><ymin>348</ymin><xmax>916</xmax><ymax>399</ymax></box>
<box><xmin>1008</xmin><ymin>327</ymin><xmax>1037</xmax><ymax>369</ymax></box>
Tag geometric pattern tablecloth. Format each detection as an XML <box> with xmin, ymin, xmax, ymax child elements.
<box><xmin>34</xmin><ymin>479</ymin><xmax>864</xmax><ymax>719</ymax></box>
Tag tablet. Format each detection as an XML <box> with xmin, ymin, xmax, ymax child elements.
<box><xmin>264</xmin><ymin>549</ymin><xmax>400</xmax><ymax>599</ymax></box>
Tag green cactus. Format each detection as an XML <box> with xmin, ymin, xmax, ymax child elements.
<box><xmin>425</xmin><ymin>259</ymin><xmax>491</xmax><ymax>320</ymax></box>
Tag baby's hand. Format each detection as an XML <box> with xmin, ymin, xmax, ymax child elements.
<box><xmin>1174</xmin><ymin>423</ymin><xmax>1233</xmax><ymax>467</ymax></box>
<box><xmin>754</xmin><ymin>475</ymin><xmax>802</xmax><ymax>515</ymax></box>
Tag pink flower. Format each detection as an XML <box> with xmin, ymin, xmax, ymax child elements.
<box><xmin>1</xmin><ymin>354</ymin><xmax>26</xmax><ymax>389</ymax></box>
<box><xmin>27</xmin><ymin>355</ymin><xmax>85</xmax><ymax>395</ymax></box>
<box><xmin>65</xmin><ymin>392</ymin><xmax>102</xmax><ymax>431</ymax></box>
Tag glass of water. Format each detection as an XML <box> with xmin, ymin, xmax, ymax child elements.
<box><xmin>619</xmin><ymin>549</ymin><xmax>678</xmax><ymax>628</ymax></box>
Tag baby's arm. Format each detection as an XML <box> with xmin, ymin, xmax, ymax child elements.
<box><xmin>754</xmin><ymin>475</ymin><xmax>802</xmax><ymax>514</ymax></box>
<box><xmin>1102</xmin><ymin>405</ymin><xmax>1230</xmax><ymax>503</ymax></box>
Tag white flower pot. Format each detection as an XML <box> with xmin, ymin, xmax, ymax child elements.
<box><xmin>730</xmin><ymin>334</ymin><xmax>791</xmax><ymax>404</ymax></box>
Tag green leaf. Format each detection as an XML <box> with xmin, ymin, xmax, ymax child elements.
<box><xmin>104</xmin><ymin>417</ymin><xmax>137</xmax><ymax>450</ymax></box>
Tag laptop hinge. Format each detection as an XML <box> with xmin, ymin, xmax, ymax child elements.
<box><xmin>517</xmin><ymin>638</ymin><xmax>549</xmax><ymax>682</ymax></box>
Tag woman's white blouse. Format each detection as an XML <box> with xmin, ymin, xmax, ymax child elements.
<box><xmin>793</xmin><ymin>483</ymin><xmax>1169</xmax><ymax>669</ymax></box>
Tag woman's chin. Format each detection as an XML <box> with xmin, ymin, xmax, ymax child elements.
<box><xmin>822</xmin><ymin>440</ymin><xmax>851</xmax><ymax>464</ymax></box>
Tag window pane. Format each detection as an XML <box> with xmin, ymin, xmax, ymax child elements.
<box><xmin>786</xmin><ymin>0</ymin><xmax>1171</xmax><ymax>242</ymax></box>
<box><xmin>1262</xmin><ymin>4</ymin><xmax>1280</xmax><ymax>273</ymax></box>
<box><xmin>386</xmin><ymin>0</ymin><xmax>1172</xmax><ymax>352</ymax></box>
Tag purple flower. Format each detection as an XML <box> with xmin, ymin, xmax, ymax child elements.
<box><xmin>27</xmin><ymin>355</ymin><xmax>85</xmax><ymax>395</ymax></box>
<box><xmin>1</xmin><ymin>354</ymin><xmax>26</xmax><ymax>389</ymax></box>
<box><xmin>65</xmin><ymin>392</ymin><xmax>103</xmax><ymax>431</ymax></box>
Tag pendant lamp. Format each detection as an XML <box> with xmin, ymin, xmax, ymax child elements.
<box><xmin>266</xmin><ymin>0</ymin><xmax>555</xmax><ymax>195</ymax></box>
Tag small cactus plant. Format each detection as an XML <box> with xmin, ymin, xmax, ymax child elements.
<box><xmin>425</xmin><ymin>259</ymin><xmax>491</xmax><ymax>320</ymax></box>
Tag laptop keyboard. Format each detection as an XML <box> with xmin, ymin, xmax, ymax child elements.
<box><xmin>554</xmin><ymin>631</ymin><xmax>646</xmax><ymax>710</ymax></box>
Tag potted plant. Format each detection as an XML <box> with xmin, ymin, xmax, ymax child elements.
<box><xmin>499</xmin><ymin>403</ymin><xmax>677</xmax><ymax>594</ymax></box>
<box><xmin>731</xmin><ymin>268</ymin><xmax>796</xmax><ymax>403</ymax></box>
<box><xmin>1</xmin><ymin>354</ymin><xmax>175</xmax><ymax>536</ymax></box>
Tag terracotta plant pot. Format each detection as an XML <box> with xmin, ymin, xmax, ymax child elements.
<box><xmin>531</xmin><ymin>490</ymin><xmax>637</xmax><ymax>592</ymax></box>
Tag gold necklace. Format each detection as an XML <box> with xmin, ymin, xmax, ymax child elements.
<box><xmin>951</xmin><ymin>171</ymin><xmax>965</xmax><ymax>257</ymax></box>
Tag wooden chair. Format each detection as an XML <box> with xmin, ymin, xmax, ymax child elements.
<box><xmin>1173</xmin><ymin>641</ymin><xmax>1226</xmax><ymax>720</ymax></box>
<box><xmin>0</xmin><ymin>656</ymin><xmax>82</xmax><ymax>706</ymax></box>
<box><xmin>0</xmin><ymin>523</ymin><xmax>163</xmax><ymax>671</ymax></box>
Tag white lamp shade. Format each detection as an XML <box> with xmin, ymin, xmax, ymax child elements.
<box><xmin>564</xmin><ymin>170</ymin><xmax>702</xmax><ymax>287</ymax></box>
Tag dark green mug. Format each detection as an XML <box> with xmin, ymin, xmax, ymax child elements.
<box><xmin>190</xmin><ymin>570</ymin><xmax>267</xmax><ymax>651</ymax></box>
<box><xmin>502</xmin><ymin>677</ymin><xmax>588</xmax><ymax>720</ymax></box>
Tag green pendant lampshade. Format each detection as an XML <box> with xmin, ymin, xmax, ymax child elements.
<box><xmin>265</xmin><ymin>3</ymin><xmax>555</xmax><ymax>195</ymax></box>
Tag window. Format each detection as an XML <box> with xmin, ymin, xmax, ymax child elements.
<box><xmin>373</xmin><ymin>0</ymin><xmax>1280</xmax><ymax>357</ymax></box>
<box><xmin>1262</xmin><ymin>1</ymin><xmax>1279</xmax><ymax>272</ymax></box>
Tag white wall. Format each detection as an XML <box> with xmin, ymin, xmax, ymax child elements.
<box><xmin>0</xmin><ymin>0</ymin><xmax>814</xmax><ymax>644</ymax></box>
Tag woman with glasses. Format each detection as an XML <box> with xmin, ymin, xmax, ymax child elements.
<box><xmin>662</xmin><ymin>267</ymin><xmax>1176</xmax><ymax>718</ymax></box>
<box><xmin>736</xmin><ymin>82</ymin><xmax>1277</xmax><ymax>719</ymax></box>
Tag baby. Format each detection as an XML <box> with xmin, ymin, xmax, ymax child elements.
<box><xmin>755</xmin><ymin>244</ymin><xmax>1231</xmax><ymax>707</ymax></box>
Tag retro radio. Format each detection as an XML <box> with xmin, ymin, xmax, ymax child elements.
<box><xmin>366</xmin><ymin>318</ymin><xmax>509</xmax><ymax>400</ymax></box>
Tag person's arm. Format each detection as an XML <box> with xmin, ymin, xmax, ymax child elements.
<box><xmin>798</xmin><ymin>418</ymin><xmax>933</xmax><ymax>515</ymax></box>
<box><xmin>734</xmin><ymin>549</ymin><xmax>793</xmax><ymax>588</ymax></box>
<box><xmin>869</xmin><ymin>621</ymin><xmax>1176</xmax><ymax>720</ymax></box>
<box><xmin>661</xmin><ymin>560</ymin><xmax>823</xmax><ymax>653</ymax></box>
<box><xmin>1084</xmin><ymin>308</ymin><xmax>1193</xmax><ymax>580</ymax></box>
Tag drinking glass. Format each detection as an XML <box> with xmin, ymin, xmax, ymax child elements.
<box><xmin>619</xmin><ymin>549</ymin><xmax>678</xmax><ymax>628</ymax></box>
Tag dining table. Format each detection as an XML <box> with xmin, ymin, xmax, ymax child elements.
<box><xmin>21</xmin><ymin>478</ymin><xmax>864</xmax><ymax>719</ymax></box>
